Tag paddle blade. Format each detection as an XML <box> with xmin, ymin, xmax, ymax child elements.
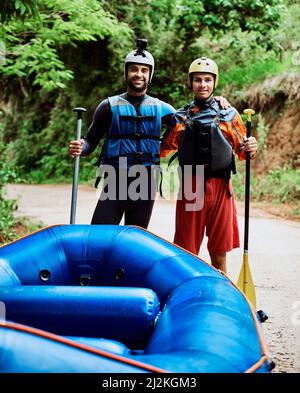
<box><xmin>237</xmin><ymin>252</ymin><xmax>257</xmax><ymax>309</ymax></box>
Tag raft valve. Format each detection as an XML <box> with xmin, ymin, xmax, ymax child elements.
<box><xmin>39</xmin><ymin>269</ymin><xmax>51</xmax><ymax>282</ymax></box>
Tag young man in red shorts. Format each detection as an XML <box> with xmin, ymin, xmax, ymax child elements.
<box><xmin>160</xmin><ymin>57</ymin><xmax>258</xmax><ymax>273</ymax></box>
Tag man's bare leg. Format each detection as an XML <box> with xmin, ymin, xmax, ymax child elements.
<box><xmin>210</xmin><ymin>252</ymin><xmax>227</xmax><ymax>273</ymax></box>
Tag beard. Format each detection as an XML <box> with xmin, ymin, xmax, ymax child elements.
<box><xmin>127</xmin><ymin>78</ymin><xmax>148</xmax><ymax>92</ymax></box>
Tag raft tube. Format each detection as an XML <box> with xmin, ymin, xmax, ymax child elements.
<box><xmin>0</xmin><ymin>225</ymin><xmax>272</xmax><ymax>373</ymax></box>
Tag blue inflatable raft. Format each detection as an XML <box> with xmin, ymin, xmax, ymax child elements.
<box><xmin>0</xmin><ymin>225</ymin><xmax>272</xmax><ymax>373</ymax></box>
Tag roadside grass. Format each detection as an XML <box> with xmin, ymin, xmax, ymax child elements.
<box><xmin>232</xmin><ymin>162</ymin><xmax>300</xmax><ymax>217</ymax></box>
<box><xmin>0</xmin><ymin>142</ymin><xmax>43</xmax><ymax>244</ymax></box>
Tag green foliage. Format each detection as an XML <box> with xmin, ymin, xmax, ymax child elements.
<box><xmin>159</xmin><ymin>159</ymin><xmax>180</xmax><ymax>199</ymax></box>
<box><xmin>0</xmin><ymin>0</ymin><xmax>131</xmax><ymax>91</ymax></box>
<box><xmin>252</xmin><ymin>114</ymin><xmax>270</xmax><ymax>173</ymax></box>
<box><xmin>0</xmin><ymin>142</ymin><xmax>20</xmax><ymax>242</ymax></box>
<box><xmin>0</xmin><ymin>196</ymin><xmax>17</xmax><ymax>243</ymax></box>
<box><xmin>255</xmin><ymin>166</ymin><xmax>300</xmax><ymax>204</ymax></box>
<box><xmin>255</xmin><ymin>114</ymin><xmax>270</xmax><ymax>151</ymax></box>
<box><xmin>271</xmin><ymin>2</ymin><xmax>300</xmax><ymax>55</ymax></box>
<box><xmin>0</xmin><ymin>0</ymin><xmax>133</xmax><ymax>184</ymax></box>
<box><xmin>0</xmin><ymin>140</ymin><xmax>43</xmax><ymax>243</ymax></box>
<box><xmin>0</xmin><ymin>0</ymin><xmax>296</xmax><ymax>197</ymax></box>
<box><xmin>176</xmin><ymin>0</ymin><xmax>284</xmax><ymax>44</ymax></box>
<box><xmin>232</xmin><ymin>161</ymin><xmax>300</xmax><ymax>217</ymax></box>
<box><xmin>231</xmin><ymin>160</ymin><xmax>249</xmax><ymax>200</ymax></box>
<box><xmin>221</xmin><ymin>56</ymin><xmax>280</xmax><ymax>89</ymax></box>
<box><xmin>0</xmin><ymin>0</ymin><xmax>38</xmax><ymax>23</ymax></box>
<box><xmin>0</xmin><ymin>149</ymin><xmax>20</xmax><ymax>188</ymax></box>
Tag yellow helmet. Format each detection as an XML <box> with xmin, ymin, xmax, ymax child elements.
<box><xmin>188</xmin><ymin>57</ymin><xmax>219</xmax><ymax>88</ymax></box>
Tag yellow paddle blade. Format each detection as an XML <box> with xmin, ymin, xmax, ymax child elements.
<box><xmin>237</xmin><ymin>252</ymin><xmax>257</xmax><ymax>309</ymax></box>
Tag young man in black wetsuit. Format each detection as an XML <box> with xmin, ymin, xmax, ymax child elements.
<box><xmin>69</xmin><ymin>39</ymin><xmax>176</xmax><ymax>228</ymax></box>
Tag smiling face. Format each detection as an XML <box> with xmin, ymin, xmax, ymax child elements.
<box><xmin>192</xmin><ymin>72</ymin><xmax>215</xmax><ymax>100</ymax></box>
<box><xmin>126</xmin><ymin>63</ymin><xmax>150</xmax><ymax>95</ymax></box>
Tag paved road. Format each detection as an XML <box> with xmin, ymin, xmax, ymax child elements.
<box><xmin>5</xmin><ymin>184</ymin><xmax>300</xmax><ymax>373</ymax></box>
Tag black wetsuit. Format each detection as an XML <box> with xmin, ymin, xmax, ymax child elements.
<box><xmin>82</xmin><ymin>93</ymin><xmax>174</xmax><ymax>228</ymax></box>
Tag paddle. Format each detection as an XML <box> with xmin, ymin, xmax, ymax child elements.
<box><xmin>70</xmin><ymin>107</ymin><xmax>87</xmax><ymax>224</ymax></box>
<box><xmin>237</xmin><ymin>108</ymin><xmax>256</xmax><ymax>309</ymax></box>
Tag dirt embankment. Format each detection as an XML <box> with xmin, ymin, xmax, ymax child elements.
<box><xmin>235</xmin><ymin>72</ymin><xmax>300</xmax><ymax>173</ymax></box>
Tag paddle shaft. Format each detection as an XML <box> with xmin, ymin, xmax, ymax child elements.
<box><xmin>70</xmin><ymin>108</ymin><xmax>86</xmax><ymax>224</ymax></box>
<box><xmin>237</xmin><ymin>108</ymin><xmax>256</xmax><ymax>308</ymax></box>
<box><xmin>244</xmin><ymin>120</ymin><xmax>251</xmax><ymax>252</ymax></box>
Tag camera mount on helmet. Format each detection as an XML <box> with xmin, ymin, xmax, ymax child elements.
<box><xmin>135</xmin><ymin>38</ymin><xmax>148</xmax><ymax>56</ymax></box>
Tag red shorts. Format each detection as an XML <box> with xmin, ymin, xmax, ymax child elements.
<box><xmin>174</xmin><ymin>177</ymin><xmax>240</xmax><ymax>255</ymax></box>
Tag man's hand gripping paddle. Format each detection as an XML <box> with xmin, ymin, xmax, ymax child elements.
<box><xmin>70</xmin><ymin>107</ymin><xmax>87</xmax><ymax>224</ymax></box>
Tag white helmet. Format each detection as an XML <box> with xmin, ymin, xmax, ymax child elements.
<box><xmin>124</xmin><ymin>39</ymin><xmax>155</xmax><ymax>82</ymax></box>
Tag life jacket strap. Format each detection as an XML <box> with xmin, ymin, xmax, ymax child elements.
<box><xmin>108</xmin><ymin>134</ymin><xmax>161</xmax><ymax>141</ymax></box>
<box><xmin>95</xmin><ymin>176</ymin><xmax>101</xmax><ymax>189</ymax></box>
<box><xmin>103</xmin><ymin>152</ymin><xmax>160</xmax><ymax>159</ymax></box>
<box><xmin>159</xmin><ymin>170</ymin><xmax>165</xmax><ymax>199</ymax></box>
<box><xmin>119</xmin><ymin>115</ymin><xmax>155</xmax><ymax>123</ymax></box>
<box><xmin>167</xmin><ymin>152</ymin><xmax>178</xmax><ymax>167</ymax></box>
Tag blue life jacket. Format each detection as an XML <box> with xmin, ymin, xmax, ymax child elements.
<box><xmin>100</xmin><ymin>94</ymin><xmax>172</xmax><ymax>167</ymax></box>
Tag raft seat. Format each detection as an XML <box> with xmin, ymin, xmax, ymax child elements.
<box><xmin>0</xmin><ymin>286</ymin><xmax>160</xmax><ymax>349</ymax></box>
